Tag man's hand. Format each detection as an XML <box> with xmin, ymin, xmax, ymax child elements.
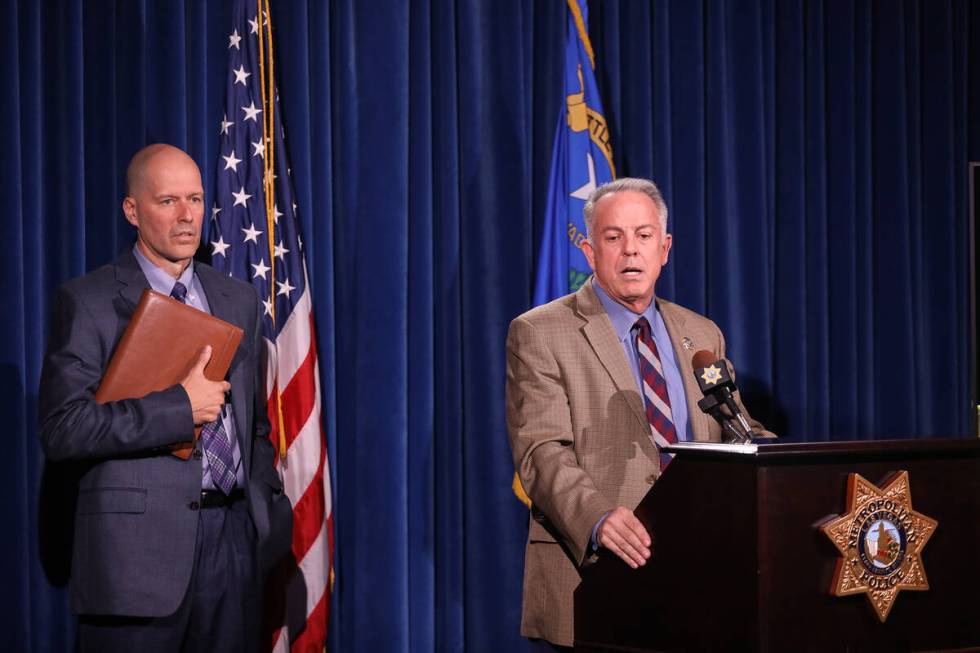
<box><xmin>180</xmin><ymin>346</ymin><xmax>231</xmax><ymax>425</ymax></box>
<box><xmin>597</xmin><ymin>506</ymin><xmax>652</xmax><ymax>569</ymax></box>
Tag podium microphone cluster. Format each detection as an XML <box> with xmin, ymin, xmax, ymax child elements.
<box><xmin>691</xmin><ymin>350</ymin><xmax>757</xmax><ymax>443</ymax></box>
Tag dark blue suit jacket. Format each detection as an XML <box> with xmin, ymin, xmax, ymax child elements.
<box><xmin>39</xmin><ymin>249</ymin><xmax>292</xmax><ymax>617</ymax></box>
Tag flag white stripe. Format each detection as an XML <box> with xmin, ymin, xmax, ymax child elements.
<box><xmin>296</xmin><ymin>522</ymin><xmax>330</xmax><ymax>612</ymax></box>
<box><xmin>263</xmin><ymin>337</ymin><xmax>278</xmax><ymax>399</ymax></box>
<box><xmin>276</xmin><ymin>287</ymin><xmax>312</xmax><ymax>386</ymax></box>
<box><xmin>281</xmin><ymin>408</ymin><xmax>321</xmax><ymax>503</ymax></box>
<box><xmin>271</xmin><ymin>630</ymin><xmax>288</xmax><ymax>653</ymax></box>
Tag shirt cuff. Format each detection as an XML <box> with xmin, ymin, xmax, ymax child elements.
<box><xmin>590</xmin><ymin>511</ymin><xmax>611</xmax><ymax>551</ymax></box>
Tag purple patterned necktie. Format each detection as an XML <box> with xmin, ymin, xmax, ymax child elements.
<box><xmin>171</xmin><ymin>281</ymin><xmax>236</xmax><ymax>495</ymax></box>
<box><xmin>634</xmin><ymin>317</ymin><xmax>678</xmax><ymax>470</ymax></box>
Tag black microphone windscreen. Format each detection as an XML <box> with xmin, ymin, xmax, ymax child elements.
<box><xmin>694</xmin><ymin>356</ymin><xmax>734</xmax><ymax>394</ymax></box>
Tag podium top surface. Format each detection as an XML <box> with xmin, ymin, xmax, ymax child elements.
<box><xmin>663</xmin><ymin>437</ymin><xmax>980</xmax><ymax>460</ymax></box>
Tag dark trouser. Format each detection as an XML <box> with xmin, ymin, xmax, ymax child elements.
<box><xmin>78</xmin><ymin>500</ymin><xmax>260</xmax><ymax>653</ymax></box>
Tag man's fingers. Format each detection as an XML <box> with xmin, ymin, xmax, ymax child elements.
<box><xmin>194</xmin><ymin>345</ymin><xmax>213</xmax><ymax>372</ymax></box>
<box><xmin>598</xmin><ymin>507</ymin><xmax>652</xmax><ymax>568</ymax></box>
<box><xmin>615</xmin><ymin>528</ymin><xmax>651</xmax><ymax>565</ymax></box>
<box><xmin>623</xmin><ymin>515</ymin><xmax>652</xmax><ymax>548</ymax></box>
<box><xmin>600</xmin><ymin>529</ymin><xmax>649</xmax><ymax>568</ymax></box>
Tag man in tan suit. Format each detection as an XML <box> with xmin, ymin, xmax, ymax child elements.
<box><xmin>506</xmin><ymin>178</ymin><xmax>771</xmax><ymax>647</ymax></box>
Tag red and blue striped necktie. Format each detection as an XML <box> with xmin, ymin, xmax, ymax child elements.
<box><xmin>634</xmin><ymin>317</ymin><xmax>677</xmax><ymax>469</ymax></box>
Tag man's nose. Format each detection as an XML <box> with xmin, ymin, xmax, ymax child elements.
<box><xmin>176</xmin><ymin>201</ymin><xmax>193</xmax><ymax>221</ymax></box>
<box><xmin>623</xmin><ymin>235</ymin><xmax>638</xmax><ymax>254</ymax></box>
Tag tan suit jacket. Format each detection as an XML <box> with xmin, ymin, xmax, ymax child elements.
<box><xmin>505</xmin><ymin>278</ymin><xmax>769</xmax><ymax>646</ymax></box>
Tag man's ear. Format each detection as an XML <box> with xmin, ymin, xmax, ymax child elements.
<box><xmin>660</xmin><ymin>233</ymin><xmax>672</xmax><ymax>265</ymax></box>
<box><xmin>581</xmin><ymin>238</ymin><xmax>596</xmax><ymax>271</ymax></box>
<box><xmin>122</xmin><ymin>197</ymin><xmax>138</xmax><ymax>227</ymax></box>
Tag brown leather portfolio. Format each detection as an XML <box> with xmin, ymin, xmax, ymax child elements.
<box><xmin>94</xmin><ymin>288</ymin><xmax>244</xmax><ymax>459</ymax></box>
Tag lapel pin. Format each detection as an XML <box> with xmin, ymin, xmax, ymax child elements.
<box><xmin>682</xmin><ymin>337</ymin><xmax>694</xmax><ymax>351</ymax></box>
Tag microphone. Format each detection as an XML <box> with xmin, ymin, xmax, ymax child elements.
<box><xmin>692</xmin><ymin>350</ymin><xmax>756</xmax><ymax>442</ymax></box>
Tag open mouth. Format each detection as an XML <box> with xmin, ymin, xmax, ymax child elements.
<box><xmin>621</xmin><ymin>267</ymin><xmax>643</xmax><ymax>277</ymax></box>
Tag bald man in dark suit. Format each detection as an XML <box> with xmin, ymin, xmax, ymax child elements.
<box><xmin>39</xmin><ymin>144</ymin><xmax>292</xmax><ymax>652</ymax></box>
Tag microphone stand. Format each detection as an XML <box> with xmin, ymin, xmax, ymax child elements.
<box><xmin>697</xmin><ymin>393</ymin><xmax>752</xmax><ymax>443</ymax></box>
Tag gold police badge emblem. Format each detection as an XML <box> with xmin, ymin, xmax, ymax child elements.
<box><xmin>820</xmin><ymin>471</ymin><xmax>938</xmax><ymax>622</ymax></box>
<box><xmin>699</xmin><ymin>364</ymin><xmax>722</xmax><ymax>386</ymax></box>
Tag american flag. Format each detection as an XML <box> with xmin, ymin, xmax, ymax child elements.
<box><xmin>210</xmin><ymin>1</ymin><xmax>332</xmax><ymax>651</ymax></box>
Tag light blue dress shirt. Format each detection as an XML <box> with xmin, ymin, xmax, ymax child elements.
<box><xmin>132</xmin><ymin>246</ymin><xmax>245</xmax><ymax>490</ymax></box>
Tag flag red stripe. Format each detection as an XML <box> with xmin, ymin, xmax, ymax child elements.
<box><xmin>289</xmin><ymin>590</ymin><xmax>328</xmax><ymax>653</ymax></box>
<box><xmin>278</xmin><ymin>349</ymin><xmax>317</xmax><ymax>447</ymax></box>
<box><xmin>291</xmin><ymin>436</ymin><xmax>327</xmax><ymax>559</ymax></box>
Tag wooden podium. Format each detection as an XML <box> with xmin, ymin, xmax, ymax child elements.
<box><xmin>573</xmin><ymin>438</ymin><xmax>980</xmax><ymax>652</ymax></box>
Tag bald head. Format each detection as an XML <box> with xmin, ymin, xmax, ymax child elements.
<box><xmin>125</xmin><ymin>144</ymin><xmax>200</xmax><ymax>197</ymax></box>
<box><xmin>122</xmin><ymin>144</ymin><xmax>205</xmax><ymax>278</ymax></box>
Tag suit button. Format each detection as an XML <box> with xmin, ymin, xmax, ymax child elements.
<box><xmin>189</xmin><ymin>501</ymin><xmax>200</xmax><ymax>511</ymax></box>
<box><xmin>646</xmin><ymin>474</ymin><xmax>656</xmax><ymax>484</ymax></box>
<box><xmin>193</xmin><ymin>450</ymin><xmax>203</xmax><ymax>460</ymax></box>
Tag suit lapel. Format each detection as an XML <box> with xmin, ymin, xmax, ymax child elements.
<box><xmin>658</xmin><ymin>300</ymin><xmax>715</xmax><ymax>442</ymax></box>
<box><xmin>113</xmin><ymin>249</ymin><xmax>151</xmax><ymax>313</ymax></box>
<box><xmin>196</xmin><ymin>264</ymin><xmax>249</xmax><ymax>375</ymax></box>
<box><xmin>196</xmin><ymin>264</ymin><xmax>237</xmax><ymax>325</ymax></box>
<box><xmin>576</xmin><ymin>280</ymin><xmax>649</xmax><ymax>430</ymax></box>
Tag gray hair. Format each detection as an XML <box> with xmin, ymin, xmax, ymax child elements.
<box><xmin>583</xmin><ymin>177</ymin><xmax>669</xmax><ymax>239</ymax></box>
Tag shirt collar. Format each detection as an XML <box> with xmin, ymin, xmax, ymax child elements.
<box><xmin>132</xmin><ymin>244</ymin><xmax>195</xmax><ymax>296</ymax></box>
<box><xmin>591</xmin><ymin>278</ymin><xmax>659</xmax><ymax>343</ymax></box>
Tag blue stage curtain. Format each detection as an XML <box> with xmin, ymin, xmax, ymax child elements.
<box><xmin>1</xmin><ymin>1</ymin><xmax>976</xmax><ymax>652</ymax></box>
<box><xmin>592</xmin><ymin>0</ymin><xmax>976</xmax><ymax>440</ymax></box>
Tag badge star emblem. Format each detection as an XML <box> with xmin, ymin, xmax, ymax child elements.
<box><xmin>820</xmin><ymin>471</ymin><xmax>938</xmax><ymax>622</ymax></box>
<box><xmin>699</xmin><ymin>364</ymin><xmax>722</xmax><ymax>386</ymax></box>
